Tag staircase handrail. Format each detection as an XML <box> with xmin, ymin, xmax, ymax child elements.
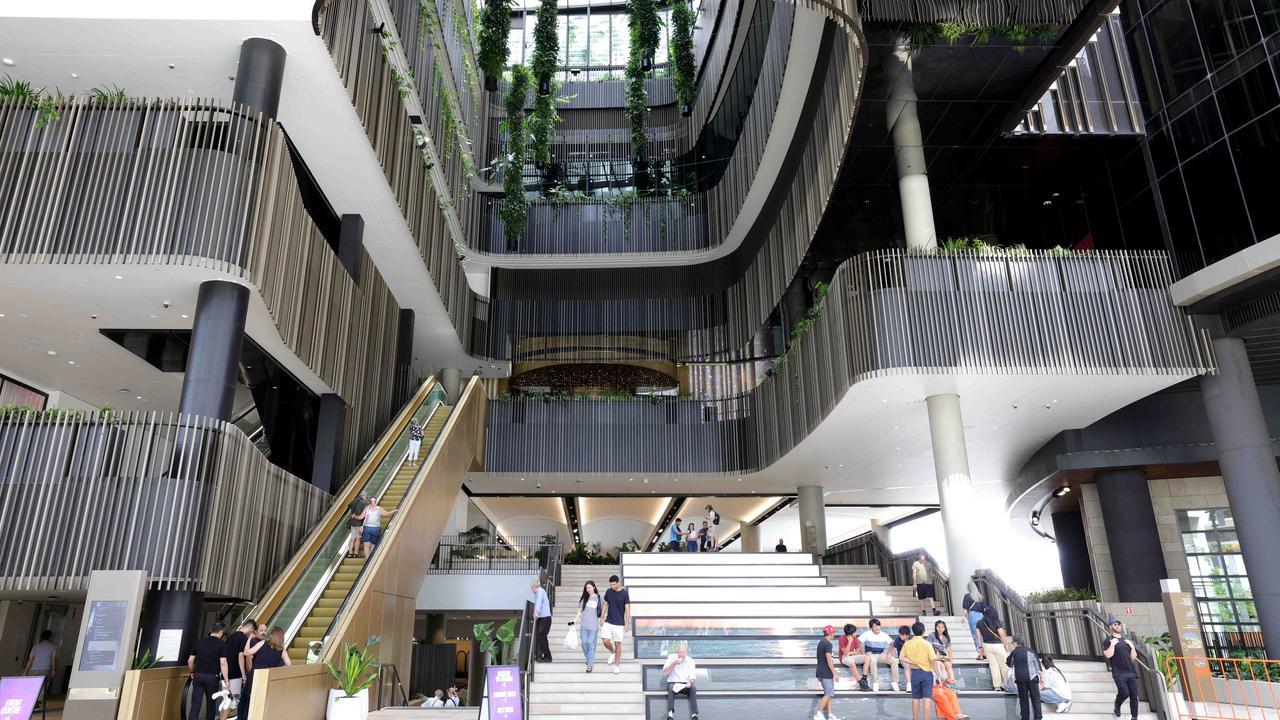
<box><xmin>972</xmin><ymin>569</ymin><xmax>1170</xmax><ymax>720</ymax></box>
<box><xmin>375</xmin><ymin>662</ymin><xmax>409</xmax><ymax>707</ymax></box>
<box><xmin>823</xmin><ymin>531</ymin><xmax>951</xmax><ymax>612</ymax></box>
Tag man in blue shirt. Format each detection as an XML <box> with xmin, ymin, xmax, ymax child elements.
<box><xmin>530</xmin><ymin>579</ymin><xmax>553</xmax><ymax>663</ymax></box>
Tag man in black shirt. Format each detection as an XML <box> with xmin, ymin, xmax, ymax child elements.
<box><xmin>815</xmin><ymin>625</ymin><xmax>838</xmax><ymax>720</ymax></box>
<box><xmin>978</xmin><ymin>605</ymin><xmax>1010</xmax><ymax>690</ymax></box>
<box><xmin>1103</xmin><ymin>619</ymin><xmax>1140</xmax><ymax>720</ymax></box>
<box><xmin>187</xmin><ymin>622</ymin><xmax>229</xmax><ymax>720</ymax></box>
<box><xmin>221</xmin><ymin>619</ymin><xmax>254</xmax><ymax>720</ymax></box>
<box><xmin>776</xmin><ymin>539</ymin><xmax>788</xmax><ymax>552</ymax></box>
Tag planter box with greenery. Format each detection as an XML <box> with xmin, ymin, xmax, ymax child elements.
<box><xmin>325</xmin><ymin>637</ymin><xmax>380</xmax><ymax>720</ymax></box>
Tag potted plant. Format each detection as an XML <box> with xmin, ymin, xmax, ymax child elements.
<box><xmin>324</xmin><ymin>637</ymin><xmax>380</xmax><ymax>720</ymax></box>
<box><xmin>530</xmin><ymin>0</ymin><xmax>558</xmax><ymax>97</ymax></box>
<box><xmin>474</xmin><ymin>618</ymin><xmax>518</xmax><ymax>664</ymax></box>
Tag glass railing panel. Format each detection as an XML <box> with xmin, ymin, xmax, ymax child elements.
<box><xmin>268</xmin><ymin>385</ymin><xmax>447</xmax><ymax>640</ymax></box>
<box><xmin>641</xmin><ymin>663</ymin><xmax>995</xmax><ymax>691</ymax></box>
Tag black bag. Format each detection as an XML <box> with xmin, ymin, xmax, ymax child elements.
<box><xmin>712</xmin><ymin>511</ymin><xmax>720</xmax><ymax>526</ymax></box>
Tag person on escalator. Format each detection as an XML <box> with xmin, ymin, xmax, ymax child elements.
<box><xmin>347</xmin><ymin>491</ymin><xmax>369</xmax><ymax>558</ymax></box>
<box><xmin>355</xmin><ymin>496</ymin><xmax>399</xmax><ymax>558</ymax></box>
<box><xmin>407</xmin><ymin>420</ymin><xmax>424</xmax><ymax>464</ymax></box>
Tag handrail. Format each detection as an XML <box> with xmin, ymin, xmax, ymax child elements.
<box><xmin>972</xmin><ymin>569</ymin><xmax>1170</xmax><ymax>720</ymax></box>
<box><xmin>822</xmin><ymin>532</ymin><xmax>951</xmax><ymax>613</ymax></box>
<box><xmin>376</xmin><ymin>663</ymin><xmax>410</xmax><ymax>708</ymax></box>
<box><xmin>246</xmin><ymin>378</ymin><xmax>438</xmax><ymax>628</ymax></box>
<box><xmin>301</xmin><ymin>399</ymin><xmax>451</xmax><ymax>657</ymax></box>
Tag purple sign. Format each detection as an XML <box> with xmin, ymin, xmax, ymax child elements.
<box><xmin>0</xmin><ymin>677</ymin><xmax>44</xmax><ymax>720</ymax></box>
<box><xmin>485</xmin><ymin>665</ymin><xmax>523</xmax><ymax>720</ymax></box>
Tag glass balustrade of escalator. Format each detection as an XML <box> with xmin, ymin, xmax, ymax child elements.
<box><xmin>266</xmin><ymin>384</ymin><xmax>449</xmax><ymax>662</ymax></box>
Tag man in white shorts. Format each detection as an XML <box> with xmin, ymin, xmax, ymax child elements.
<box><xmin>601</xmin><ymin>575</ymin><xmax>631</xmax><ymax>674</ymax></box>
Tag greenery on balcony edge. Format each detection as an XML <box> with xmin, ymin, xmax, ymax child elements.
<box><xmin>566</xmin><ymin>541</ymin><xmax>620</xmax><ymax>564</ymax></box>
<box><xmin>413</xmin><ymin>0</ymin><xmax>479</xmax><ymax>182</ymax></box>
<box><xmin>1</xmin><ymin>404</ymin><xmax>116</xmax><ymax>421</ymax></box>
<box><xmin>766</xmin><ymin>280</ymin><xmax>830</xmax><ymax>377</ymax></box>
<box><xmin>918</xmin><ymin>236</ymin><xmax>1087</xmax><ymax>256</ymax></box>
<box><xmin>886</xmin><ymin>21</ymin><xmax>1058</xmax><ymax>53</ymax></box>
<box><xmin>1</xmin><ymin>78</ymin><xmax>137</xmax><ymax>131</ymax></box>
<box><xmin>1024</xmin><ymin>586</ymin><xmax>1100</xmax><ymax>604</ymax></box>
<box><xmin>669</xmin><ymin>0</ymin><xmax>697</xmax><ymax>111</ymax></box>
<box><xmin>626</xmin><ymin>0</ymin><xmax>662</xmax><ymax>160</ymax></box>
<box><xmin>477</xmin><ymin>0</ymin><xmax>514</xmax><ymax>90</ymax></box>
<box><xmin>500</xmin><ymin>66</ymin><xmax>532</xmax><ymax>247</ymax></box>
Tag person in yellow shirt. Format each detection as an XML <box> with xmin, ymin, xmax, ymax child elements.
<box><xmin>900</xmin><ymin>622</ymin><xmax>937</xmax><ymax>720</ymax></box>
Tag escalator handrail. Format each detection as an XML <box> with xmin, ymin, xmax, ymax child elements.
<box><xmin>279</xmin><ymin>399</ymin><xmax>446</xmax><ymax>649</ymax></box>
<box><xmin>311</xmin><ymin>377</ymin><xmax>483</xmax><ymax>664</ymax></box>
<box><xmin>244</xmin><ymin>378</ymin><xmax>439</xmax><ymax>625</ymax></box>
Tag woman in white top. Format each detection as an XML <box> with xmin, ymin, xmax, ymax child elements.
<box><xmin>703</xmin><ymin>505</ymin><xmax>718</xmax><ymax>550</ymax></box>
<box><xmin>355</xmin><ymin>497</ymin><xmax>399</xmax><ymax>558</ymax></box>
<box><xmin>445</xmin><ymin>687</ymin><xmax>461</xmax><ymax>706</ymax></box>
<box><xmin>1039</xmin><ymin>655</ymin><xmax>1072</xmax><ymax>713</ymax></box>
<box><xmin>684</xmin><ymin>523</ymin><xmax>699</xmax><ymax>552</ymax></box>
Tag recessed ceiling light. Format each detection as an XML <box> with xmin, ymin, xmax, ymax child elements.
<box><xmin>149</xmin><ymin>314</ymin><xmax>157</xmax><ymax>319</ymax></box>
<box><xmin>67</xmin><ymin>360</ymin><xmax>75</xmax><ymax>365</ymax></box>
<box><xmin>180</xmin><ymin>314</ymin><xmax>189</xmax><ymax>319</ymax></box>
<box><xmin>118</xmin><ymin>389</ymin><xmax>129</xmax><ymax>393</ymax></box>
<box><xmin>46</xmin><ymin>350</ymin><xmax>56</xmax><ymax>356</ymax></box>
<box><xmin>1</xmin><ymin>59</ymin><xmax>13</xmax><ymax>66</ymax></box>
<box><xmin>0</xmin><ymin>314</ymin><xmax>5</xmax><ymax>318</ymax></box>
<box><xmin>113</xmin><ymin>275</ymin><xmax>123</xmax><ymax>280</ymax></box>
<box><xmin>135</xmin><ymin>396</ymin><xmax>143</xmax><ymax>400</ymax></box>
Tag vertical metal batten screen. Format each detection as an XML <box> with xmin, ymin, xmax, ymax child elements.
<box><xmin>0</xmin><ymin>410</ymin><xmax>327</xmax><ymax>599</ymax></box>
<box><xmin>484</xmin><ymin>250</ymin><xmax>1214</xmax><ymax>473</ymax></box>
<box><xmin>0</xmin><ymin>97</ymin><xmax>402</xmax><ymax>483</ymax></box>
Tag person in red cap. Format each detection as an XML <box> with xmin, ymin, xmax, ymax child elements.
<box><xmin>815</xmin><ymin>625</ymin><xmax>839</xmax><ymax>720</ymax></box>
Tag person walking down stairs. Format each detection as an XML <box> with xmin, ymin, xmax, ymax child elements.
<box><xmin>531</xmin><ymin>579</ymin><xmax>553</xmax><ymax>663</ymax></box>
<box><xmin>912</xmin><ymin>553</ymin><xmax>940</xmax><ymax>616</ymax></box>
<box><xmin>1104</xmin><ymin>619</ymin><xmax>1141</xmax><ymax>720</ymax></box>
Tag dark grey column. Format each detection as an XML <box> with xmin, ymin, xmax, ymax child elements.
<box><xmin>179</xmin><ymin>280</ymin><xmax>249</xmax><ymax>421</ymax></box>
<box><xmin>137</xmin><ymin>589</ymin><xmax>204</xmax><ymax>668</ymax></box>
<box><xmin>1202</xmin><ymin>335</ymin><xmax>1280</xmax><ymax>658</ymax></box>
<box><xmin>232</xmin><ymin>38</ymin><xmax>287</xmax><ymax>119</ymax></box>
<box><xmin>338</xmin><ymin>214</ymin><xmax>363</xmax><ymax>280</ymax></box>
<box><xmin>1095</xmin><ymin>469</ymin><xmax>1166</xmax><ymax>602</ymax></box>
<box><xmin>396</xmin><ymin>310</ymin><xmax>416</xmax><ymax>368</ymax></box>
<box><xmin>1051</xmin><ymin>510</ymin><xmax>1094</xmax><ymax>591</ymax></box>
<box><xmin>310</xmin><ymin>394</ymin><xmax>345</xmax><ymax>493</ymax></box>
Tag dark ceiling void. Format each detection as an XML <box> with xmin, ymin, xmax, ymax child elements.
<box><xmin>100</xmin><ymin>328</ymin><xmax>321</xmax><ymax>480</ymax></box>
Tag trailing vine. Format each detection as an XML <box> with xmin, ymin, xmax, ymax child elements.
<box><xmin>477</xmin><ymin>0</ymin><xmax>514</xmax><ymax>90</ymax></box>
<box><xmin>0</xmin><ymin>75</ymin><xmax>64</xmax><ymax>130</ymax></box>
<box><xmin>413</xmin><ymin>0</ymin><xmax>479</xmax><ymax>181</ymax></box>
<box><xmin>626</xmin><ymin>0</ymin><xmax>661</xmax><ymax>166</ymax></box>
<box><xmin>669</xmin><ymin>0</ymin><xmax>697</xmax><ymax>114</ymax></box>
<box><xmin>888</xmin><ymin>21</ymin><xmax>1057</xmax><ymax>53</ymax></box>
<box><xmin>529</xmin><ymin>84</ymin><xmax>558</xmax><ymax>168</ymax></box>
<box><xmin>530</xmin><ymin>0</ymin><xmax>559</xmax><ymax>96</ymax></box>
<box><xmin>500</xmin><ymin>65</ymin><xmax>532</xmax><ymax>248</ymax></box>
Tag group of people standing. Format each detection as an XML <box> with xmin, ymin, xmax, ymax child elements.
<box><xmin>186</xmin><ymin>619</ymin><xmax>290</xmax><ymax>720</ymax></box>
<box><xmin>669</xmin><ymin>506</ymin><xmax>720</xmax><ymax>552</ymax></box>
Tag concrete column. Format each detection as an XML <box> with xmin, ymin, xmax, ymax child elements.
<box><xmin>310</xmin><ymin>394</ymin><xmax>345</xmax><ymax>493</ymax></box>
<box><xmin>884</xmin><ymin>37</ymin><xmax>937</xmax><ymax>251</ymax></box>
<box><xmin>870</xmin><ymin>518</ymin><xmax>890</xmax><ymax>546</ymax></box>
<box><xmin>739</xmin><ymin>522</ymin><xmax>761</xmax><ymax>552</ymax></box>
<box><xmin>1051</xmin><ymin>510</ymin><xmax>1094</xmax><ymax>592</ymax></box>
<box><xmin>232</xmin><ymin>38</ymin><xmax>287</xmax><ymax>119</ymax></box>
<box><xmin>1096</xmin><ymin>469</ymin><xmax>1166</xmax><ymax>602</ymax></box>
<box><xmin>926</xmin><ymin>394</ymin><xmax>982</xmax><ymax>613</ymax></box>
<box><xmin>337</xmin><ymin>214</ymin><xmax>364</xmax><ymax>280</ymax></box>
<box><xmin>440</xmin><ymin>367</ymin><xmax>463</xmax><ymax>404</ymax></box>
<box><xmin>797</xmin><ymin>485</ymin><xmax>827</xmax><ymax>558</ymax></box>
<box><xmin>179</xmin><ymin>280</ymin><xmax>249</xmax><ymax>421</ymax></box>
<box><xmin>1202</xmin><ymin>335</ymin><xmax>1280</xmax><ymax>657</ymax></box>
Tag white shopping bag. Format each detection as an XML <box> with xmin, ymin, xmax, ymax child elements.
<box><xmin>563</xmin><ymin>624</ymin><xmax>580</xmax><ymax>649</ymax></box>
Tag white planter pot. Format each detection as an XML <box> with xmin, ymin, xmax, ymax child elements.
<box><xmin>326</xmin><ymin>689</ymin><xmax>369</xmax><ymax>720</ymax></box>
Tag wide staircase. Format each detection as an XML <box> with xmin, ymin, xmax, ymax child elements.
<box><xmin>286</xmin><ymin>404</ymin><xmax>454</xmax><ymax>662</ymax></box>
<box><xmin>531</xmin><ymin>555</ymin><xmax>1154</xmax><ymax>720</ymax></box>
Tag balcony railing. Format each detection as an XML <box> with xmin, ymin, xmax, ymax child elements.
<box><xmin>484</xmin><ymin>250</ymin><xmax>1213</xmax><ymax>473</ymax></box>
<box><xmin>0</xmin><ymin>96</ymin><xmax>403</xmax><ymax>482</ymax></box>
<box><xmin>0</xmin><ymin>410</ymin><xmax>327</xmax><ymax>598</ymax></box>
<box><xmin>429</xmin><ymin>535</ymin><xmax>561</xmax><ymax>574</ymax></box>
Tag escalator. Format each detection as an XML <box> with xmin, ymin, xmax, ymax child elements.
<box><xmin>242</xmin><ymin>377</ymin><xmax>487</xmax><ymax>668</ymax></box>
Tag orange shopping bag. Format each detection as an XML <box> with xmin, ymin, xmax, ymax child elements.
<box><xmin>932</xmin><ymin>683</ymin><xmax>961</xmax><ymax>720</ymax></box>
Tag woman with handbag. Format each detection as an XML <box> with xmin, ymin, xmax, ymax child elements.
<box><xmin>572</xmin><ymin>581</ymin><xmax>605</xmax><ymax>672</ymax></box>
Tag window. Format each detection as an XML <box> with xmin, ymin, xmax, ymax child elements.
<box><xmin>1183</xmin><ymin>141</ymin><xmax>1254</xmax><ymax>265</ymax></box>
<box><xmin>1190</xmin><ymin>0</ymin><xmax>1262</xmax><ymax>70</ymax></box>
<box><xmin>1148</xmin><ymin>0</ymin><xmax>1208</xmax><ymax>102</ymax></box>
<box><xmin>1178</xmin><ymin>509</ymin><xmax>1264</xmax><ymax>656</ymax></box>
<box><xmin>0</xmin><ymin>374</ymin><xmax>47</xmax><ymax>411</ymax></box>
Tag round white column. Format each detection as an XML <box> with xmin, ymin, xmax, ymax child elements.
<box><xmin>797</xmin><ymin>485</ymin><xmax>828</xmax><ymax>559</ymax></box>
<box><xmin>884</xmin><ymin>37</ymin><xmax>937</xmax><ymax>251</ymax></box>
<box><xmin>926</xmin><ymin>394</ymin><xmax>982</xmax><ymax>613</ymax></box>
<box><xmin>739</xmin><ymin>522</ymin><xmax>761</xmax><ymax>552</ymax></box>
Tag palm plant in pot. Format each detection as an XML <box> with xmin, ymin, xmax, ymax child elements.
<box><xmin>324</xmin><ymin>637</ymin><xmax>380</xmax><ymax>720</ymax></box>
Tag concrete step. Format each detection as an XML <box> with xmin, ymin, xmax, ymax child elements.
<box><xmin>529</xmin><ymin>691</ymin><xmax>645</xmax><ymax>703</ymax></box>
<box><xmin>530</xmin><ymin>702</ymin><xmax>644</xmax><ymax>715</ymax></box>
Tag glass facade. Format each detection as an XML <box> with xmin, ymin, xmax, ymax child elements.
<box><xmin>1120</xmin><ymin>0</ymin><xmax>1280</xmax><ymax>278</ymax></box>
<box><xmin>508</xmin><ymin>6</ymin><xmax>685</xmax><ymax>73</ymax></box>
<box><xmin>1177</xmin><ymin>508</ymin><xmax>1264</xmax><ymax>656</ymax></box>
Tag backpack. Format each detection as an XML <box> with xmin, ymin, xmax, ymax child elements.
<box><xmin>711</xmin><ymin>511</ymin><xmax>720</xmax><ymax>526</ymax></box>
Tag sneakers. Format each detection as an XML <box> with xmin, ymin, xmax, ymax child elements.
<box><xmin>613</xmin><ymin>664</ymin><xmax>620</xmax><ymax>674</ymax></box>
<box><xmin>872</xmin><ymin>682</ymin><xmax>879</xmax><ymax>692</ymax></box>
<box><xmin>858</xmin><ymin>678</ymin><xmax>870</xmax><ymax>691</ymax></box>
<box><xmin>933</xmin><ymin>609</ymin><xmax>941</xmax><ymax>616</ymax></box>
<box><xmin>813</xmin><ymin>714</ymin><xmax>826</xmax><ymax>720</ymax></box>
<box><xmin>668</xmin><ymin>713</ymin><xmax>674</xmax><ymax>720</ymax></box>
<box><xmin>1113</xmin><ymin>706</ymin><xmax>1121</xmax><ymax>718</ymax></box>
<box><xmin>692</xmin><ymin>715</ymin><xmax>699</xmax><ymax>720</ymax></box>
<box><xmin>891</xmin><ymin>681</ymin><xmax>900</xmax><ymax>692</ymax></box>
<box><xmin>606</xmin><ymin>651</ymin><xmax>615</xmax><ymax>665</ymax></box>
<box><xmin>1057</xmin><ymin>701</ymin><xmax>1071</xmax><ymax>713</ymax></box>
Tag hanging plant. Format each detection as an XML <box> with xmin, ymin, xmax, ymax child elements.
<box><xmin>669</xmin><ymin>0</ymin><xmax>696</xmax><ymax>116</ymax></box>
<box><xmin>477</xmin><ymin>0</ymin><xmax>514</xmax><ymax>91</ymax></box>
<box><xmin>629</xmin><ymin>0</ymin><xmax>661</xmax><ymax>72</ymax></box>
<box><xmin>500</xmin><ymin>65</ymin><xmax>532</xmax><ymax>249</ymax></box>
<box><xmin>626</xmin><ymin>0</ymin><xmax>661</xmax><ymax>169</ymax></box>
<box><xmin>529</xmin><ymin>82</ymin><xmax>557</xmax><ymax>169</ymax></box>
<box><xmin>531</xmin><ymin>0</ymin><xmax>559</xmax><ymax>96</ymax></box>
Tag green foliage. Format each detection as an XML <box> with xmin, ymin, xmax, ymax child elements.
<box><xmin>132</xmin><ymin>648</ymin><xmax>158</xmax><ymax>671</ymax></box>
<box><xmin>324</xmin><ymin>637</ymin><xmax>381</xmax><ymax>698</ymax></box>
<box><xmin>668</xmin><ymin>0</ymin><xmax>697</xmax><ymax>110</ymax></box>
<box><xmin>0</xmin><ymin>404</ymin><xmax>116</xmax><ymax>421</ymax></box>
<box><xmin>477</xmin><ymin>0</ymin><xmax>514</xmax><ymax>86</ymax></box>
<box><xmin>530</xmin><ymin>0</ymin><xmax>559</xmax><ymax>92</ymax></box>
<box><xmin>88</xmin><ymin>83</ymin><xmax>129</xmax><ymax>102</ymax></box>
<box><xmin>535</xmin><ymin>185</ymin><xmax>589</xmax><ymax>220</ymax></box>
<box><xmin>656</xmin><ymin>541</ymin><xmax>685</xmax><ymax>552</ymax></box>
<box><xmin>460</xmin><ymin>524</ymin><xmax>491</xmax><ymax>544</ymax></box>
<box><xmin>474</xmin><ymin>619</ymin><xmax>519</xmax><ymax>664</ymax></box>
<box><xmin>565</xmin><ymin>541</ymin><xmax>619</xmax><ymax>565</ymax></box>
<box><xmin>0</xmin><ymin>74</ymin><xmax>38</xmax><ymax>99</ymax></box>
<box><xmin>500</xmin><ymin>65</ymin><xmax>532</xmax><ymax>246</ymax></box>
<box><xmin>625</xmin><ymin>0</ymin><xmax>661</xmax><ymax>161</ymax></box>
<box><xmin>529</xmin><ymin>87</ymin><xmax>557</xmax><ymax>167</ymax></box>
<box><xmin>884</xmin><ymin>21</ymin><xmax>1057</xmax><ymax>52</ymax></box>
<box><xmin>1024</xmin><ymin>587</ymin><xmax>1099</xmax><ymax>604</ymax></box>
<box><xmin>618</xmin><ymin>538</ymin><xmax>642</xmax><ymax>553</ymax></box>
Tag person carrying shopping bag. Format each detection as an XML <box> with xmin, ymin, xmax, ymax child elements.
<box><xmin>572</xmin><ymin>580</ymin><xmax>605</xmax><ymax>672</ymax></box>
